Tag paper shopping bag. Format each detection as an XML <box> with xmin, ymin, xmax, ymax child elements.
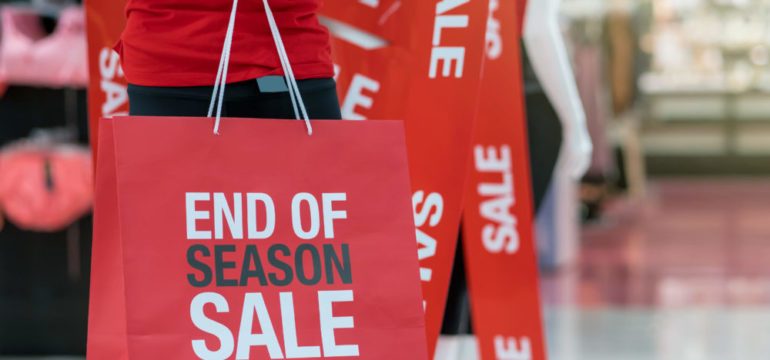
<box><xmin>87</xmin><ymin>116</ymin><xmax>129</xmax><ymax>359</ymax></box>
<box><xmin>87</xmin><ymin>116</ymin><xmax>429</xmax><ymax>359</ymax></box>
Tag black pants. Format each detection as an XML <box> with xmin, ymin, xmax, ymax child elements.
<box><xmin>521</xmin><ymin>41</ymin><xmax>564</xmax><ymax>213</ymax></box>
<box><xmin>526</xmin><ymin>90</ymin><xmax>564</xmax><ymax>213</ymax></box>
<box><xmin>127</xmin><ymin>78</ymin><xmax>342</xmax><ymax>119</ymax></box>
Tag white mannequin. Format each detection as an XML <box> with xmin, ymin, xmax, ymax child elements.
<box><xmin>523</xmin><ymin>0</ymin><xmax>592</xmax><ymax>268</ymax></box>
<box><xmin>523</xmin><ymin>0</ymin><xmax>592</xmax><ymax>179</ymax></box>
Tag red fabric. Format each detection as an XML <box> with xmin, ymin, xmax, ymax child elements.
<box><xmin>118</xmin><ymin>0</ymin><xmax>334</xmax><ymax>86</ymax></box>
<box><xmin>0</xmin><ymin>145</ymin><xmax>92</xmax><ymax>232</ymax></box>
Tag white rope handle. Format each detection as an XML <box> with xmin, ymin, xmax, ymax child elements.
<box><xmin>262</xmin><ymin>0</ymin><xmax>311</xmax><ymax>127</ymax></box>
<box><xmin>208</xmin><ymin>0</ymin><xmax>239</xmax><ymax>131</ymax></box>
<box><xmin>209</xmin><ymin>0</ymin><xmax>313</xmax><ymax>135</ymax></box>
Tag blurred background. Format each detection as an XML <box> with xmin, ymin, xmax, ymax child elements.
<box><xmin>543</xmin><ymin>0</ymin><xmax>770</xmax><ymax>358</ymax></box>
<box><xmin>2</xmin><ymin>0</ymin><xmax>770</xmax><ymax>359</ymax></box>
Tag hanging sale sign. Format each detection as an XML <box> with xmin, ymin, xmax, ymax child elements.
<box><xmin>84</xmin><ymin>0</ymin><xmax>128</xmax><ymax>156</ymax></box>
<box><xmin>461</xmin><ymin>0</ymin><xmax>546</xmax><ymax>359</ymax></box>
<box><xmin>516</xmin><ymin>0</ymin><xmax>528</xmax><ymax>33</ymax></box>
<box><xmin>321</xmin><ymin>0</ymin><xmax>407</xmax><ymax>43</ymax></box>
<box><xmin>332</xmin><ymin>38</ymin><xmax>411</xmax><ymax>121</ymax></box>
<box><xmin>323</xmin><ymin>1</ymin><xmax>488</xmax><ymax>355</ymax></box>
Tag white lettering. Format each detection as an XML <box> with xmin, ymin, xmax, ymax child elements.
<box><xmin>292</xmin><ymin>193</ymin><xmax>321</xmax><ymax>240</ymax></box>
<box><xmin>319</xmin><ymin>290</ymin><xmax>359</xmax><ymax>357</ymax></box>
<box><xmin>322</xmin><ymin>193</ymin><xmax>348</xmax><ymax>239</ymax></box>
<box><xmin>99</xmin><ymin>48</ymin><xmax>128</xmax><ymax>117</ymax></box>
<box><xmin>415</xmin><ymin>230</ymin><xmax>437</xmax><ymax>282</ymax></box>
<box><xmin>475</xmin><ymin>146</ymin><xmax>520</xmax><ymax>254</ymax></box>
<box><xmin>247</xmin><ymin>193</ymin><xmax>276</xmax><ymax>239</ymax></box>
<box><xmin>494</xmin><ymin>336</ymin><xmax>532</xmax><ymax>360</ymax></box>
<box><xmin>485</xmin><ymin>0</ymin><xmax>502</xmax><ymax>60</ymax></box>
<box><xmin>280</xmin><ymin>293</ymin><xmax>321</xmax><ymax>358</ymax></box>
<box><xmin>214</xmin><ymin>193</ymin><xmax>243</xmax><ymax>240</ymax></box>
<box><xmin>186</xmin><ymin>193</ymin><xmax>212</xmax><ymax>240</ymax></box>
<box><xmin>341</xmin><ymin>74</ymin><xmax>380</xmax><ymax>120</ymax></box>
<box><xmin>429</xmin><ymin>0</ymin><xmax>471</xmax><ymax>78</ymax></box>
<box><xmin>437</xmin><ymin>0</ymin><xmax>470</xmax><ymax>15</ymax></box>
<box><xmin>413</xmin><ymin>191</ymin><xmax>444</xmax><ymax>227</ymax></box>
<box><xmin>190</xmin><ymin>291</ymin><xmax>360</xmax><ymax>359</ymax></box>
<box><xmin>412</xmin><ymin>191</ymin><xmax>444</xmax><ymax>283</ymax></box>
<box><xmin>236</xmin><ymin>294</ymin><xmax>284</xmax><ymax>359</ymax></box>
<box><xmin>190</xmin><ymin>292</ymin><xmax>235</xmax><ymax>359</ymax></box>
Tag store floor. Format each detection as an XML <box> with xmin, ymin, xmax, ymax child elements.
<box><xmin>541</xmin><ymin>178</ymin><xmax>770</xmax><ymax>360</ymax></box>
<box><xmin>5</xmin><ymin>179</ymin><xmax>770</xmax><ymax>359</ymax></box>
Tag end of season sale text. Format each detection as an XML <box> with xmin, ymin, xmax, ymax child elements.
<box><xmin>184</xmin><ymin>192</ymin><xmax>359</xmax><ymax>359</ymax></box>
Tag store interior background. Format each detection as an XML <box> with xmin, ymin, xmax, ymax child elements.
<box><xmin>2</xmin><ymin>0</ymin><xmax>770</xmax><ymax>359</ymax></box>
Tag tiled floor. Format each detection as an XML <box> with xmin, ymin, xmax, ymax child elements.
<box><xmin>544</xmin><ymin>307</ymin><xmax>770</xmax><ymax>360</ymax></box>
<box><xmin>5</xmin><ymin>179</ymin><xmax>770</xmax><ymax>359</ymax></box>
<box><xmin>542</xmin><ymin>178</ymin><xmax>770</xmax><ymax>360</ymax></box>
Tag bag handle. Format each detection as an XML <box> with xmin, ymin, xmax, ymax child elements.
<box><xmin>208</xmin><ymin>0</ymin><xmax>313</xmax><ymax>135</ymax></box>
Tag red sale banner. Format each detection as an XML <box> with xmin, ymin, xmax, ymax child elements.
<box><xmin>88</xmin><ymin>117</ymin><xmax>429</xmax><ymax>359</ymax></box>
<box><xmin>517</xmin><ymin>0</ymin><xmax>528</xmax><ymax>33</ymax></box>
<box><xmin>323</xmin><ymin>1</ymin><xmax>488</xmax><ymax>355</ymax></box>
<box><xmin>84</xmin><ymin>0</ymin><xmax>128</xmax><ymax>156</ymax></box>
<box><xmin>321</xmin><ymin>0</ymin><xmax>406</xmax><ymax>42</ymax></box>
<box><xmin>332</xmin><ymin>39</ymin><xmax>411</xmax><ymax>122</ymax></box>
<box><xmin>461</xmin><ymin>0</ymin><xmax>546</xmax><ymax>359</ymax></box>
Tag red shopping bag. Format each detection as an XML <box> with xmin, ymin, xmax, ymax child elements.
<box><xmin>87</xmin><ymin>117</ymin><xmax>428</xmax><ymax>359</ymax></box>
<box><xmin>88</xmin><ymin>1</ymin><xmax>427</xmax><ymax>358</ymax></box>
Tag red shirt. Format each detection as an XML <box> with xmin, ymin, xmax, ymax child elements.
<box><xmin>118</xmin><ymin>0</ymin><xmax>333</xmax><ymax>87</ymax></box>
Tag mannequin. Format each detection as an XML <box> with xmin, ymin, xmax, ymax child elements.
<box><xmin>523</xmin><ymin>0</ymin><xmax>592</xmax><ymax>179</ymax></box>
<box><xmin>522</xmin><ymin>0</ymin><xmax>592</xmax><ymax>268</ymax></box>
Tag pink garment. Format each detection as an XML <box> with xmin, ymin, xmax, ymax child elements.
<box><xmin>0</xmin><ymin>6</ymin><xmax>88</xmax><ymax>90</ymax></box>
<box><xmin>0</xmin><ymin>144</ymin><xmax>92</xmax><ymax>232</ymax></box>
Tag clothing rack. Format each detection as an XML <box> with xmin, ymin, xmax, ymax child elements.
<box><xmin>0</xmin><ymin>1</ymin><xmax>90</xmax><ymax>355</ymax></box>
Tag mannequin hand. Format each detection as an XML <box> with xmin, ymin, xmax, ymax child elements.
<box><xmin>566</xmin><ymin>125</ymin><xmax>593</xmax><ymax>179</ymax></box>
